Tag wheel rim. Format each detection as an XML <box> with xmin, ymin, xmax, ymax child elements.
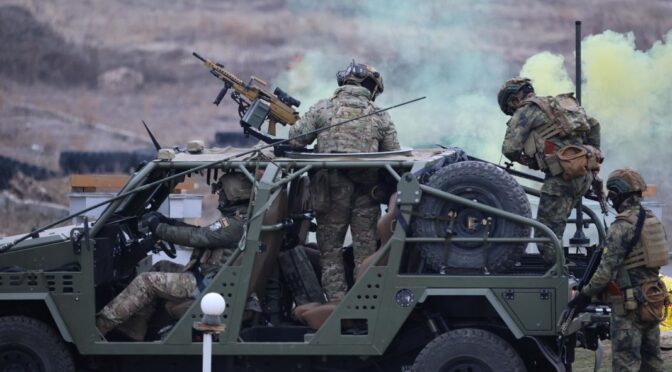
<box><xmin>0</xmin><ymin>345</ymin><xmax>45</xmax><ymax>372</ymax></box>
<box><xmin>438</xmin><ymin>185</ymin><xmax>502</xmax><ymax>250</ymax></box>
<box><xmin>440</xmin><ymin>357</ymin><xmax>494</xmax><ymax>372</ymax></box>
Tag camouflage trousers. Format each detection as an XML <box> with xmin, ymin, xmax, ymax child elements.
<box><xmin>535</xmin><ymin>173</ymin><xmax>591</xmax><ymax>263</ymax></box>
<box><xmin>610</xmin><ymin>310</ymin><xmax>663</xmax><ymax>372</ymax></box>
<box><xmin>315</xmin><ymin>171</ymin><xmax>380</xmax><ymax>301</ymax></box>
<box><xmin>96</xmin><ymin>260</ymin><xmax>196</xmax><ymax>337</ymax></box>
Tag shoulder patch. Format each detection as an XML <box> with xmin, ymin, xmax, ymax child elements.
<box><xmin>208</xmin><ymin>221</ymin><xmax>222</xmax><ymax>231</ymax></box>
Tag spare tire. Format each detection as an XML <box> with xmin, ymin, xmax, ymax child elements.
<box><xmin>411</xmin><ymin>161</ymin><xmax>531</xmax><ymax>273</ymax></box>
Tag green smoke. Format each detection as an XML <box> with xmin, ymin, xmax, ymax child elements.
<box><xmin>276</xmin><ymin>0</ymin><xmax>511</xmax><ymax>162</ymax></box>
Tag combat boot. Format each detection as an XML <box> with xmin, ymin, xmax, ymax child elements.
<box><xmin>115</xmin><ymin>314</ymin><xmax>148</xmax><ymax>341</ymax></box>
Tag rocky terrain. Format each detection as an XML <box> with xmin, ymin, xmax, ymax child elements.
<box><xmin>1</xmin><ymin>0</ymin><xmax>671</xmax><ymax>233</ymax></box>
<box><xmin>1</xmin><ymin>0</ymin><xmax>672</xmax><ymax>368</ymax></box>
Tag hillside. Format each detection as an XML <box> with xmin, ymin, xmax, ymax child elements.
<box><xmin>1</xmin><ymin>0</ymin><xmax>672</xmax><ymax>235</ymax></box>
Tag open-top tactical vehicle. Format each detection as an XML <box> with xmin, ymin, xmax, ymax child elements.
<box><xmin>0</xmin><ymin>139</ymin><xmax>609</xmax><ymax>372</ymax></box>
<box><xmin>0</xmin><ymin>33</ymin><xmax>612</xmax><ymax>370</ymax></box>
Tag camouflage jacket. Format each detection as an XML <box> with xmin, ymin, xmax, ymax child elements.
<box><xmin>288</xmin><ymin>85</ymin><xmax>400</xmax><ymax>153</ymax></box>
<box><xmin>155</xmin><ymin>204</ymin><xmax>247</xmax><ymax>275</ymax></box>
<box><xmin>582</xmin><ymin>197</ymin><xmax>660</xmax><ymax>297</ymax></box>
<box><xmin>502</xmin><ymin>102</ymin><xmax>600</xmax><ymax>168</ymax></box>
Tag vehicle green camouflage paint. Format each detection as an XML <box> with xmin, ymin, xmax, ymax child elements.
<box><xmin>0</xmin><ymin>140</ymin><xmax>609</xmax><ymax>371</ymax></box>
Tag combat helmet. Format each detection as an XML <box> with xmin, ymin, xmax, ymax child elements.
<box><xmin>606</xmin><ymin>168</ymin><xmax>647</xmax><ymax>209</ymax></box>
<box><xmin>607</xmin><ymin>168</ymin><xmax>647</xmax><ymax>195</ymax></box>
<box><xmin>214</xmin><ymin>172</ymin><xmax>253</xmax><ymax>212</ymax></box>
<box><xmin>497</xmin><ymin>77</ymin><xmax>534</xmax><ymax>115</ymax></box>
<box><xmin>336</xmin><ymin>60</ymin><xmax>384</xmax><ymax>100</ymax></box>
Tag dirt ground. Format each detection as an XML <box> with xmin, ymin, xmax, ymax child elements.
<box><xmin>574</xmin><ymin>340</ymin><xmax>672</xmax><ymax>371</ymax></box>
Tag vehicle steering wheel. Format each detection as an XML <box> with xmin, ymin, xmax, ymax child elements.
<box><xmin>154</xmin><ymin>238</ymin><xmax>177</xmax><ymax>259</ymax></box>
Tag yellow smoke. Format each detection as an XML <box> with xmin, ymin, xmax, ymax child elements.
<box><xmin>520</xmin><ymin>30</ymin><xmax>672</xmax><ymax>230</ymax></box>
<box><xmin>520</xmin><ymin>52</ymin><xmax>575</xmax><ymax>96</ymax></box>
<box><xmin>520</xmin><ymin>30</ymin><xmax>672</xmax><ymax>170</ymax></box>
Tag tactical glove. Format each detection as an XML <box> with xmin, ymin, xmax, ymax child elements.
<box><xmin>140</xmin><ymin>212</ymin><xmax>163</xmax><ymax>233</ymax></box>
<box><xmin>273</xmin><ymin>144</ymin><xmax>294</xmax><ymax>157</ymax></box>
<box><xmin>567</xmin><ymin>292</ymin><xmax>591</xmax><ymax>313</ymax></box>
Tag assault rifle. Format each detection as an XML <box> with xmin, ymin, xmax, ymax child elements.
<box><xmin>193</xmin><ymin>52</ymin><xmax>301</xmax><ymax>143</ymax></box>
<box><xmin>590</xmin><ymin>176</ymin><xmax>609</xmax><ymax>216</ymax></box>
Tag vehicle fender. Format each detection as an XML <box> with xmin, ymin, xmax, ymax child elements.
<box><xmin>0</xmin><ymin>293</ymin><xmax>74</xmax><ymax>342</ymax></box>
<box><xmin>419</xmin><ymin>288</ymin><xmax>524</xmax><ymax>339</ymax></box>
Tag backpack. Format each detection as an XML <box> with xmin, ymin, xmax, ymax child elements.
<box><xmin>523</xmin><ymin>93</ymin><xmax>591</xmax><ymax>138</ymax></box>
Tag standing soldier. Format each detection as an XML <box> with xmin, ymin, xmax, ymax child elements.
<box><xmin>96</xmin><ymin>172</ymin><xmax>251</xmax><ymax>340</ymax></box>
<box><xmin>288</xmin><ymin>60</ymin><xmax>399</xmax><ymax>300</ymax></box>
<box><xmin>569</xmin><ymin>168</ymin><xmax>668</xmax><ymax>371</ymax></box>
<box><xmin>498</xmin><ymin>77</ymin><xmax>602</xmax><ymax>264</ymax></box>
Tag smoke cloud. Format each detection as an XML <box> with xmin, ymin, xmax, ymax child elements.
<box><xmin>276</xmin><ymin>0</ymin><xmax>510</xmax><ymax>162</ymax></box>
<box><xmin>520</xmin><ymin>30</ymin><xmax>672</xmax><ymax>196</ymax></box>
<box><xmin>275</xmin><ymin>3</ymin><xmax>672</xmax><ymax>228</ymax></box>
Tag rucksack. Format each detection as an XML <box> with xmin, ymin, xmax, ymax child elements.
<box><xmin>523</xmin><ymin>93</ymin><xmax>591</xmax><ymax>138</ymax></box>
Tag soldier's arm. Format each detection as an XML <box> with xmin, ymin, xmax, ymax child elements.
<box><xmin>501</xmin><ymin>121</ymin><xmax>522</xmax><ymax>162</ymax></box>
<box><xmin>377</xmin><ymin>111</ymin><xmax>400</xmax><ymax>152</ymax></box>
<box><xmin>581</xmin><ymin>221</ymin><xmax>634</xmax><ymax>297</ymax></box>
<box><xmin>501</xmin><ymin>106</ymin><xmax>546</xmax><ymax>163</ymax></box>
<box><xmin>155</xmin><ymin>217</ymin><xmax>245</xmax><ymax>250</ymax></box>
<box><xmin>288</xmin><ymin>100</ymin><xmax>329</xmax><ymax>148</ymax></box>
<box><xmin>585</xmin><ymin>116</ymin><xmax>601</xmax><ymax>149</ymax></box>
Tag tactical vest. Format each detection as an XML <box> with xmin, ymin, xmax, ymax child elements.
<box><xmin>618</xmin><ymin>208</ymin><xmax>669</xmax><ymax>270</ymax></box>
<box><xmin>521</xmin><ymin>94</ymin><xmax>598</xmax><ymax>177</ymax></box>
<box><xmin>316</xmin><ymin>94</ymin><xmax>379</xmax><ymax>153</ymax></box>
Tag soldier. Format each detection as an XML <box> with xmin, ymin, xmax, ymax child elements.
<box><xmin>498</xmin><ymin>77</ymin><xmax>601</xmax><ymax>264</ymax></box>
<box><xmin>288</xmin><ymin>60</ymin><xmax>399</xmax><ymax>300</ymax></box>
<box><xmin>568</xmin><ymin>168</ymin><xmax>668</xmax><ymax>371</ymax></box>
<box><xmin>95</xmin><ymin>172</ymin><xmax>251</xmax><ymax>340</ymax></box>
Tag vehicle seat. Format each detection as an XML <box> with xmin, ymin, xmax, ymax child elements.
<box><xmin>293</xmin><ymin>194</ymin><xmax>396</xmax><ymax>330</ymax></box>
<box><xmin>164</xmin><ymin>187</ymin><xmax>288</xmax><ymax>320</ymax></box>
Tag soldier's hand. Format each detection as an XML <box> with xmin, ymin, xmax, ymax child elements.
<box><xmin>139</xmin><ymin>212</ymin><xmax>163</xmax><ymax>233</ymax></box>
<box><xmin>273</xmin><ymin>144</ymin><xmax>294</xmax><ymax>157</ymax></box>
<box><xmin>567</xmin><ymin>292</ymin><xmax>591</xmax><ymax>313</ymax></box>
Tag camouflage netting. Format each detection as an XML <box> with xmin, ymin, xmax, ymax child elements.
<box><xmin>0</xmin><ymin>5</ymin><xmax>99</xmax><ymax>86</ymax></box>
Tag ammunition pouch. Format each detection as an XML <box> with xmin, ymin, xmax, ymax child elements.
<box><xmin>637</xmin><ymin>280</ymin><xmax>668</xmax><ymax>323</ymax></box>
<box><xmin>309</xmin><ymin>169</ymin><xmax>331</xmax><ymax>214</ymax></box>
<box><xmin>543</xmin><ymin>154</ymin><xmax>564</xmax><ymax>177</ymax></box>
<box><xmin>608</xmin><ymin>292</ymin><xmax>626</xmax><ymax>316</ymax></box>
<box><xmin>556</xmin><ymin>144</ymin><xmax>603</xmax><ymax>181</ymax></box>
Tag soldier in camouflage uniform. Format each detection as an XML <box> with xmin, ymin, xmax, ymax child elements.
<box><xmin>96</xmin><ymin>172</ymin><xmax>251</xmax><ymax>340</ymax></box>
<box><xmin>289</xmin><ymin>61</ymin><xmax>399</xmax><ymax>300</ymax></box>
<box><xmin>569</xmin><ymin>168</ymin><xmax>667</xmax><ymax>372</ymax></box>
<box><xmin>498</xmin><ymin>77</ymin><xmax>601</xmax><ymax>263</ymax></box>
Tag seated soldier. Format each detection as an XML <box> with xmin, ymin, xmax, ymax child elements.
<box><xmin>95</xmin><ymin>172</ymin><xmax>252</xmax><ymax>340</ymax></box>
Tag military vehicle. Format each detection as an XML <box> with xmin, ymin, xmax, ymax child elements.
<box><xmin>0</xmin><ymin>37</ymin><xmax>609</xmax><ymax>370</ymax></box>
<box><xmin>0</xmin><ymin>136</ymin><xmax>609</xmax><ymax>371</ymax></box>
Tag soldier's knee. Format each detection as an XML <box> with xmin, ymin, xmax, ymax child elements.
<box><xmin>134</xmin><ymin>272</ymin><xmax>155</xmax><ymax>288</ymax></box>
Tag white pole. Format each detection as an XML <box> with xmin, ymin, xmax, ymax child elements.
<box><xmin>202</xmin><ymin>332</ymin><xmax>212</xmax><ymax>372</ymax></box>
<box><xmin>199</xmin><ymin>292</ymin><xmax>225</xmax><ymax>372</ymax></box>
